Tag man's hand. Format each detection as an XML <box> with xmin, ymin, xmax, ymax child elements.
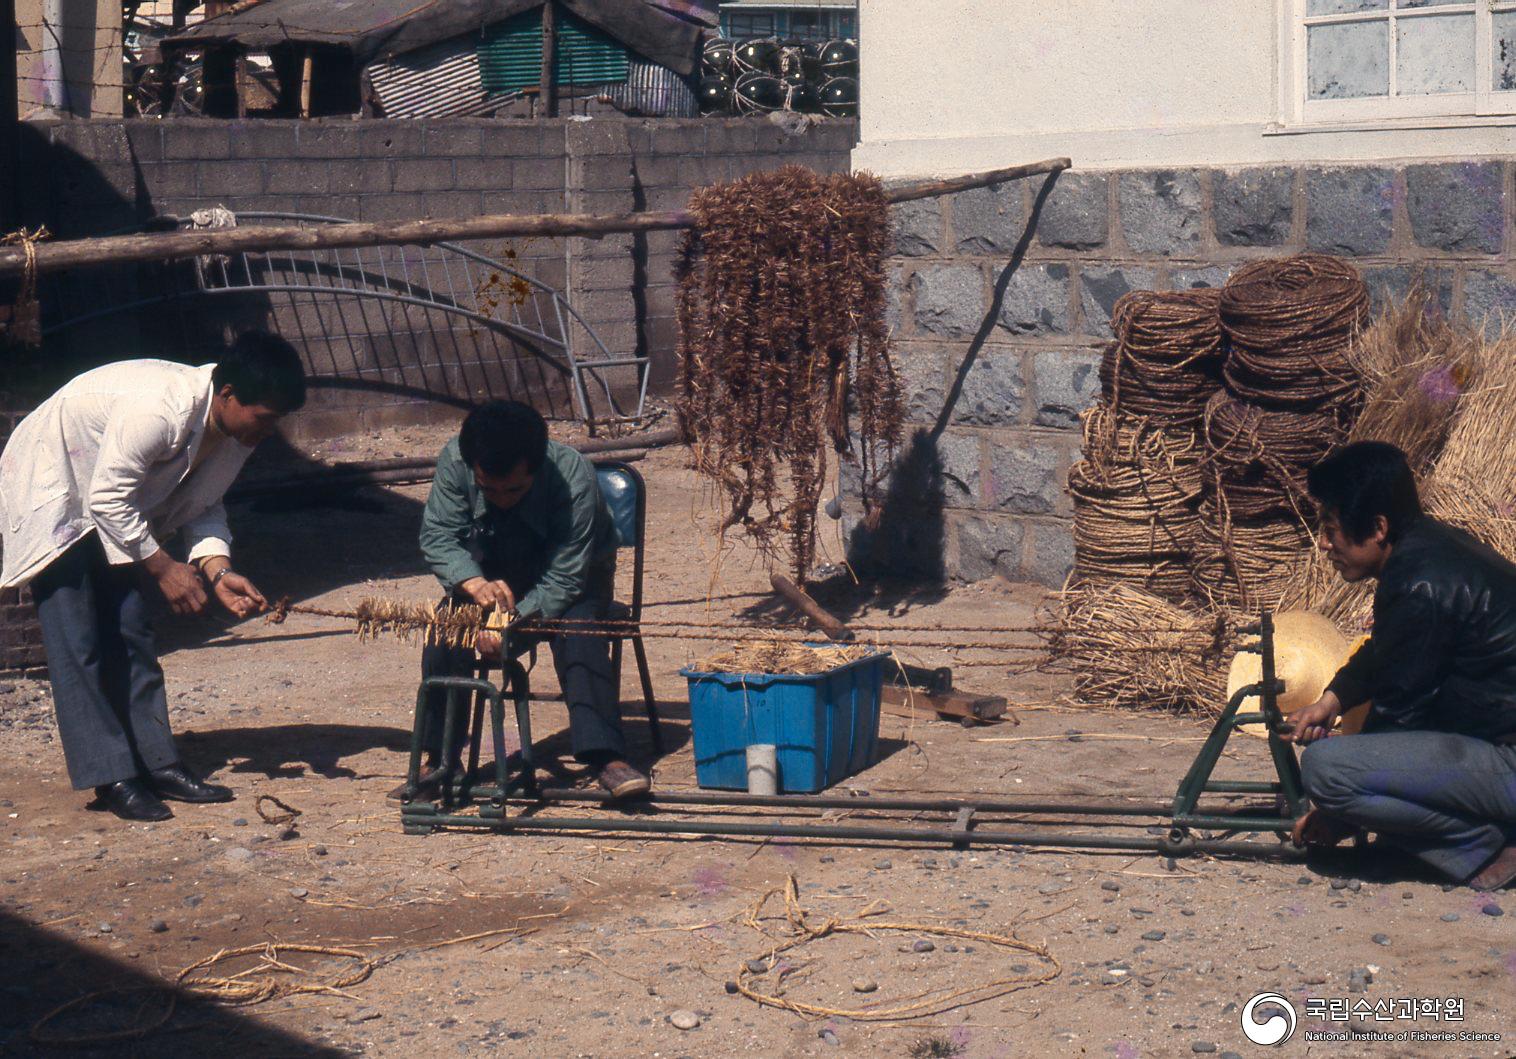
<box><xmin>459</xmin><ymin>577</ymin><xmax>516</xmax><ymax>612</ymax></box>
<box><xmin>143</xmin><ymin>549</ymin><xmax>208</xmax><ymax>616</ymax></box>
<box><xmin>476</xmin><ymin>629</ymin><xmax>504</xmax><ymax>660</ymax></box>
<box><xmin>1281</xmin><ymin>690</ymin><xmax>1344</xmax><ymax>746</ymax></box>
<box><xmin>1291</xmin><ymin>807</ymin><xmax>1359</xmax><ymax>848</ymax></box>
<box><xmin>212</xmin><ymin>572</ymin><xmax>267</xmax><ymax>619</ymax></box>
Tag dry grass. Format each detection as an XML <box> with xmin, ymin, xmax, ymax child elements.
<box><xmin>1049</xmin><ymin>582</ymin><xmax>1232</xmax><ymax>714</ymax></box>
<box><xmin>691</xmin><ymin>641</ymin><xmax>876</xmax><ymax>676</ymax></box>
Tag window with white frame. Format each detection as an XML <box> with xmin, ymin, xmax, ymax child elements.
<box><xmin>1286</xmin><ymin>0</ymin><xmax>1516</xmax><ymax>122</ymax></box>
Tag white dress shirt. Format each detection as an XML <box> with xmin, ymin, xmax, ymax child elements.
<box><xmin>0</xmin><ymin>360</ymin><xmax>253</xmax><ymax>588</ymax></box>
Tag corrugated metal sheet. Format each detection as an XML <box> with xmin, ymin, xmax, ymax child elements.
<box><xmin>370</xmin><ymin>35</ymin><xmax>509</xmax><ymax>118</ymax></box>
<box><xmin>479</xmin><ymin>9</ymin><xmax>630</xmax><ymax>94</ymax></box>
<box><xmin>606</xmin><ymin>59</ymin><xmax>698</xmax><ymax>116</ymax></box>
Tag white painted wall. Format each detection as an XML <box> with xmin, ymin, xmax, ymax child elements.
<box><xmin>854</xmin><ymin>0</ymin><xmax>1513</xmax><ymax>177</ymax></box>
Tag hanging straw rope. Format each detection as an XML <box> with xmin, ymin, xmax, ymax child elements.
<box><xmin>734</xmin><ymin>875</ymin><xmax>1059</xmax><ymax>1021</ymax></box>
<box><xmin>675</xmin><ymin>166</ymin><xmax>903</xmax><ymax>581</ymax></box>
<box><xmin>2</xmin><ymin>226</ymin><xmax>49</xmax><ymax>347</ymax></box>
<box><xmin>1219</xmin><ymin>254</ymin><xmax>1368</xmax><ymax>412</ymax></box>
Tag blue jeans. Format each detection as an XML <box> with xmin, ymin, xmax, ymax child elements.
<box><xmin>1301</xmin><ymin>731</ymin><xmax>1516</xmax><ymax>881</ymax></box>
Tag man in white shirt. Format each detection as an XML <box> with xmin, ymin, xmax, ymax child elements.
<box><xmin>0</xmin><ymin>332</ymin><xmax>306</xmax><ymax>821</ymax></box>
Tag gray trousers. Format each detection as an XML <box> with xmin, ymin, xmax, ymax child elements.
<box><xmin>420</xmin><ymin>590</ymin><xmax>625</xmax><ymax>765</ymax></box>
<box><xmin>30</xmin><ymin>534</ymin><xmax>179</xmax><ymax>790</ymax></box>
<box><xmin>1301</xmin><ymin>731</ymin><xmax>1516</xmax><ymax>881</ymax></box>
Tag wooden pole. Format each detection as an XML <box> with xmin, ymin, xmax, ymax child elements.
<box><xmin>540</xmin><ymin>1</ymin><xmax>558</xmax><ymax>119</ymax></box>
<box><xmin>0</xmin><ymin>157</ymin><xmax>1071</xmax><ymax>277</ymax></box>
<box><xmin>299</xmin><ymin>49</ymin><xmax>314</xmax><ymax>118</ymax></box>
<box><xmin>769</xmin><ymin>574</ymin><xmax>855</xmax><ymax>642</ymax></box>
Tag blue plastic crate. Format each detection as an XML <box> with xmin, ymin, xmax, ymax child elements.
<box><xmin>681</xmin><ymin>647</ymin><xmax>886</xmax><ymax>793</ymax></box>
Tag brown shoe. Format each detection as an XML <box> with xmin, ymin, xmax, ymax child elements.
<box><xmin>596</xmin><ymin>759</ymin><xmax>651</xmax><ymax>801</ymax></box>
<box><xmin>1469</xmin><ymin>844</ymin><xmax>1516</xmax><ymax>892</ymax></box>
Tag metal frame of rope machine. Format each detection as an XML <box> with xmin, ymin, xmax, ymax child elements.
<box><xmin>399</xmin><ymin>613</ymin><xmax>1306</xmax><ymax>861</ymax></box>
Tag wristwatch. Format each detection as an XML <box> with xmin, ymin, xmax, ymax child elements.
<box><xmin>208</xmin><ymin>566</ymin><xmax>236</xmax><ymax>587</ymax></box>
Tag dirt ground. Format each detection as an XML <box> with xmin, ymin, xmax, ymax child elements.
<box><xmin>0</xmin><ymin>436</ymin><xmax>1512</xmax><ymax>1059</ymax></box>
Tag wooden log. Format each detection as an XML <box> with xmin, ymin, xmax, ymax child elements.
<box><xmin>880</xmin><ymin>686</ymin><xmax>1013</xmax><ymax>726</ymax></box>
<box><xmin>0</xmin><ymin>158</ymin><xmax>1071</xmax><ymax>278</ymax></box>
<box><xmin>769</xmin><ymin>573</ymin><xmax>855</xmax><ymax>642</ymax></box>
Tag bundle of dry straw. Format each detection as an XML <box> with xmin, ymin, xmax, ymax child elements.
<box><xmin>1050</xmin><ymin>582</ymin><xmax>1231</xmax><ymax>713</ymax></box>
<box><xmin>693</xmin><ymin>641</ymin><xmax>876</xmax><ymax>676</ymax></box>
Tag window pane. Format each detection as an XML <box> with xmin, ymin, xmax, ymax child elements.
<box><xmin>1397</xmin><ymin>0</ymin><xmax>1466</xmax><ymax>8</ymax></box>
<box><xmin>1495</xmin><ymin>12</ymin><xmax>1516</xmax><ymax>90</ymax></box>
<box><xmin>1308</xmin><ymin>0</ymin><xmax>1386</xmax><ymax>14</ymax></box>
<box><xmin>1308</xmin><ymin>21</ymin><xmax>1390</xmax><ymax>97</ymax></box>
<box><xmin>1397</xmin><ymin>13</ymin><xmax>1473</xmax><ymax>93</ymax></box>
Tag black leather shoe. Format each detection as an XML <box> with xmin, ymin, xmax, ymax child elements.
<box><xmin>92</xmin><ymin>778</ymin><xmax>173</xmax><ymax>822</ymax></box>
<box><xmin>148</xmin><ymin>764</ymin><xmax>234</xmax><ymax>803</ymax></box>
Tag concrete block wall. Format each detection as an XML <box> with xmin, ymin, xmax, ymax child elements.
<box><xmin>0</xmin><ymin>409</ymin><xmax>45</xmax><ymax>672</ymax></box>
<box><xmin>15</xmin><ymin>116</ymin><xmax>857</xmax><ymax>440</ymax></box>
<box><xmin>847</xmin><ymin>159</ymin><xmax>1515</xmax><ymax>589</ymax></box>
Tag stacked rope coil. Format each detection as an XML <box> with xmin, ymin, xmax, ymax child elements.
<box><xmin>1219</xmin><ymin>254</ymin><xmax>1368</xmax><ymax>412</ymax></box>
<box><xmin>1069</xmin><ymin>404</ymin><xmax>1202</xmax><ymax>604</ymax></box>
<box><xmin>1193</xmin><ymin>254</ymin><xmax>1369</xmax><ymax>606</ymax></box>
<box><xmin>1097</xmin><ymin>288</ymin><xmax>1223</xmax><ymax>425</ymax></box>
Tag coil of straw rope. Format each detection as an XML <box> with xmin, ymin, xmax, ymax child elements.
<box><xmin>1201</xmin><ymin>391</ymin><xmax>1344</xmax><ymax>521</ymax></box>
<box><xmin>1219</xmin><ymin>254</ymin><xmax>1369</xmax><ymax>411</ymax></box>
<box><xmin>1070</xmin><ymin>404</ymin><xmax>1203</xmax><ymax>603</ymax></box>
<box><xmin>1192</xmin><ymin>497</ymin><xmax>1315</xmax><ymax>610</ymax></box>
<box><xmin>1098</xmin><ymin>288</ymin><xmax>1223</xmax><ymax>424</ymax></box>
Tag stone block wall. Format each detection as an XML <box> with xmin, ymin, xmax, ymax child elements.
<box><xmin>846</xmin><ymin>159</ymin><xmax>1515</xmax><ymax>589</ymax></box>
<box><xmin>14</xmin><ymin>116</ymin><xmax>857</xmax><ymax>441</ymax></box>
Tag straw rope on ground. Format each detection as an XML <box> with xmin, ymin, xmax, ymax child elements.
<box><xmin>28</xmin><ymin>943</ymin><xmax>374</xmax><ymax>1046</ymax></box>
<box><xmin>734</xmin><ymin>875</ymin><xmax>1060</xmax><ymax>1021</ymax></box>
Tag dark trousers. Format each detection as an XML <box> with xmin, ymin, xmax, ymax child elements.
<box><xmin>30</xmin><ymin>535</ymin><xmax>179</xmax><ymax>790</ymax></box>
<box><xmin>420</xmin><ymin>576</ymin><xmax>624</xmax><ymax>766</ymax></box>
<box><xmin>1302</xmin><ymin>731</ymin><xmax>1516</xmax><ymax>881</ymax></box>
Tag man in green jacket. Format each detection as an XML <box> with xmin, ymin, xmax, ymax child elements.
<box><xmin>414</xmin><ymin>400</ymin><xmax>650</xmax><ymax>799</ymax></box>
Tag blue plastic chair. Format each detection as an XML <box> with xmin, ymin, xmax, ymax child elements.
<box><xmin>594</xmin><ymin>460</ymin><xmax>664</xmax><ymax>754</ymax></box>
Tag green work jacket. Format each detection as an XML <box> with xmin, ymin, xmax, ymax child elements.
<box><xmin>419</xmin><ymin>437</ymin><xmax>617</xmax><ymax>619</ymax></box>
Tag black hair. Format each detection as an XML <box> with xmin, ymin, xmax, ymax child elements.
<box><xmin>458</xmin><ymin>400</ymin><xmax>549</xmax><ymax>476</ymax></box>
<box><xmin>1306</xmin><ymin>441</ymin><xmax>1422</xmax><ymax>544</ymax></box>
<box><xmin>212</xmin><ymin>331</ymin><xmax>307</xmax><ymax>413</ymax></box>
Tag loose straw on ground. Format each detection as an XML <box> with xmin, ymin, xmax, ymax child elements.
<box><xmin>734</xmin><ymin>875</ymin><xmax>1059</xmax><ymax>1021</ymax></box>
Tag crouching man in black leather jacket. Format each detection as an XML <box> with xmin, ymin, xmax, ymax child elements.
<box><xmin>1285</xmin><ymin>442</ymin><xmax>1516</xmax><ymax>892</ymax></box>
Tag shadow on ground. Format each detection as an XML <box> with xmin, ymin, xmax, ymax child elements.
<box><xmin>0</xmin><ymin>909</ymin><xmax>337</xmax><ymax>1058</ymax></box>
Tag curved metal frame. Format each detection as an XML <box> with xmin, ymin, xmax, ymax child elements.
<box><xmin>40</xmin><ymin>211</ymin><xmax>650</xmax><ymax>430</ymax></box>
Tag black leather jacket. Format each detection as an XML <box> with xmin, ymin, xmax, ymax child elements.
<box><xmin>1326</xmin><ymin>516</ymin><xmax>1516</xmax><ymax>742</ymax></box>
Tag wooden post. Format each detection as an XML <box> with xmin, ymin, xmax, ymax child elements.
<box><xmin>299</xmin><ymin>49</ymin><xmax>314</xmax><ymax>118</ymax></box>
<box><xmin>540</xmin><ymin>1</ymin><xmax>558</xmax><ymax>118</ymax></box>
<box><xmin>234</xmin><ymin>54</ymin><xmax>248</xmax><ymax>118</ymax></box>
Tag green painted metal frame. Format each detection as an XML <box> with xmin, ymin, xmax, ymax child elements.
<box><xmin>398</xmin><ymin>611</ymin><xmax>1309</xmax><ymax>860</ymax></box>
